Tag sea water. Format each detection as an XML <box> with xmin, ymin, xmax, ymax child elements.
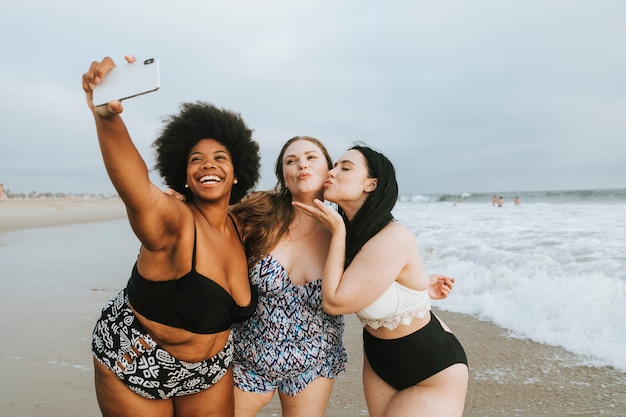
<box><xmin>395</xmin><ymin>188</ymin><xmax>626</xmax><ymax>372</ymax></box>
<box><xmin>0</xmin><ymin>219</ymin><xmax>138</xmax><ymax>292</ymax></box>
<box><xmin>0</xmin><ymin>219</ymin><xmax>139</xmax><ymax>374</ymax></box>
<box><xmin>1</xmin><ymin>188</ymin><xmax>624</xmax><ymax>373</ymax></box>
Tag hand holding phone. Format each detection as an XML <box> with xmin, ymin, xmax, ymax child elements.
<box><xmin>92</xmin><ymin>57</ymin><xmax>160</xmax><ymax>106</ymax></box>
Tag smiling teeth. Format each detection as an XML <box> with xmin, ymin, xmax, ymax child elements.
<box><xmin>200</xmin><ymin>175</ymin><xmax>221</xmax><ymax>183</ymax></box>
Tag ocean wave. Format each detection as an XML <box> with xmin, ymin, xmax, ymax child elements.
<box><xmin>399</xmin><ymin>188</ymin><xmax>626</xmax><ymax>205</ymax></box>
<box><xmin>393</xmin><ymin>200</ymin><xmax>626</xmax><ymax>371</ymax></box>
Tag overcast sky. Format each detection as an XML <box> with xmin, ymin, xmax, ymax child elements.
<box><xmin>1</xmin><ymin>0</ymin><xmax>624</xmax><ymax>197</ymax></box>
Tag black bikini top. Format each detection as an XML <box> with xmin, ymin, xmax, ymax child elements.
<box><xmin>126</xmin><ymin>216</ymin><xmax>257</xmax><ymax>334</ymax></box>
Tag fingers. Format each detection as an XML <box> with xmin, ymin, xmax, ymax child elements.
<box><xmin>440</xmin><ymin>275</ymin><xmax>455</xmax><ymax>284</ymax></box>
<box><xmin>433</xmin><ymin>274</ymin><xmax>455</xmax><ymax>286</ymax></box>
<box><xmin>428</xmin><ymin>273</ymin><xmax>456</xmax><ymax>300</ymax></box>
<box><xmin>83</xmin><ymin>56</ymin><xmax>116</xmax><ymax>93</ymax></box>
<box><xmin>293</xmin><ymin>201</ymin><xmax>329</xmax><ymax>222</ymax></box>
<box><xmin>82</xmin><ymin>56</ymin><xmax>126</xmax><ymax>116</ymax></box>
<box><xmin>293</xmin><ymin>200</ymin><xmax>344</xmax><ymax>234</ymax></box>
<box><xmin>164</xmin><ymin>188</ymin><xmax>186</xmax><ymax>201</ymax></box>
<box><xmin>81</xmin><ymin>61</ymin><xmax>99</xmax><ymax>94</ymax></box>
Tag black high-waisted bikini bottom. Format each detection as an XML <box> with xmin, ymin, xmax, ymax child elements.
<box><xmin>363</xmin><ymin>311</ymin><xmax>467</xmax><ymax>391</ymax></box>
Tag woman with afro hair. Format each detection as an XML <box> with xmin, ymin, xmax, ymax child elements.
<box><xmin>83</xmin><ymin>55</ymin><xmax>261</xmax><ymax>417</ymax></box>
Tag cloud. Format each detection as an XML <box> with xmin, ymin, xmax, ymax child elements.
<box><xmin>1</xmin><ymin>0</ymin><xmax>625</xmax><ymax>195</ymax></box>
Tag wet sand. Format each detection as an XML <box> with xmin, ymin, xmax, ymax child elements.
<box><xmin>0</xmin><ymin>197</ymin><xmax>126</xmax><ymax>233</ymax></box>
<box><xmin>1</xmin><ymin>198</ymin><xmax>624</xmax><ymax>416</ymax></box>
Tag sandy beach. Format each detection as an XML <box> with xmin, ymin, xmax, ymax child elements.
<box><xmin>0</xmin><ymin>197</ymin><xmax>127</xmax><ymax>234</ymax></box>
<box><xmin>1</xmin><ymin>198</ymin><xmax>625</xmax><ymax>416</ymax></box>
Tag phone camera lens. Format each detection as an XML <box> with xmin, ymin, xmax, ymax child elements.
<box><xmin>144</xmin><ymin>58</ymin><xmax>154</xmax><ymax>65</ymax></box>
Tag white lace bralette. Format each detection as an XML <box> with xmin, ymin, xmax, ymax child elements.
<box><xmin>356</xmin><ymin>281</ymin><xmax>431</xmax><ymax>330</ymax></box>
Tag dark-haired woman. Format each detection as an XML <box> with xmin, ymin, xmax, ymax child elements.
<box><xmin>294</xmin><ymin>145</ymin><xmax>468</xmax><ymax>417</ymax></box>
<box><xmin>83</xmin><ymin>56</ymin><xmax>260</xmax><ymax>417</ymax></box>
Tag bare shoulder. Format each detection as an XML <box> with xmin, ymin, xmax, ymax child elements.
<box><xmin>365</xmin><ymin>222</ymin><xmax>418</xmax><ymax>257</ymax></box>
<box><xmin>380</xmin><ymin>221</ymin><xmax>416</xmax><ymax>243</ymax></box>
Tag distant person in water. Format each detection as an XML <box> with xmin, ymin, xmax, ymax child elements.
<box><xmin>497</xmin><ymin>196</ymin><xmax>504</xmax><ymax>207</ymax></box>
<box><xmin>0</xmin><ymin>183</ymin><xmax>6</xmax><ymax>200</ymax></box>
<box><xmin>514</xmin><ymin>196</ymin><xmax>520</xmax><ymax>205</ymax></box>
<box><xmin>492</xmin><ymin>195</ymin><xmax>497</xmax><ymax>206</ymax></box>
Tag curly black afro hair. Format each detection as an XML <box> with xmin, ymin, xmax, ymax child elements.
<box><xmin>152</xmin><ymin>101</ymin><xmax>261</xmax><ymax>204</ymax></box>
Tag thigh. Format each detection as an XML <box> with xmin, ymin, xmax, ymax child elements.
<box><xmin>384</xmin><ymin>364</ymin><xmax>468</xmax><ymax>417</ymax></box>
<box><xmin>173</xmin><ymin>368</ymin><xmax>236</xmax><ymax>417</ymax></box>
<box><xmin>278</xmin><ymin>377</ymin><xmax>335</xmax><ymax>417</ymax></box>
<box><xmin>234</xmin><ymin>387</ymin><xmax>275</xmax><ymax>417</ymax></box>
<box><xmin>94</xmin><ymin>358</ymin><xmax>174</xmax><ymax>417</ymax></box>
<box><xmin>362</xmin><ymin>355</ymin><xmax>397</xmax><ymax>417</ymax></box>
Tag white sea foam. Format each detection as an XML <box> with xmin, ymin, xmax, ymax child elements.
<box><xmin>394</xmin><ymin>190</ymin><xmax>626</xmax><ymax>371</ymax></box>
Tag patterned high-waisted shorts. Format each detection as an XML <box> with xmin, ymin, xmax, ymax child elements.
<box><xmin>92</xmin><ymin>290</ymin><xmax>233</xmax><ymax>400</ymax></box>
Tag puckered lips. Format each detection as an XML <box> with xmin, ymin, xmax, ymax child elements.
<box><xmin>297</xmin><ymin>172</ymin><xmax>311</xmax><ymax>181</ymax></box>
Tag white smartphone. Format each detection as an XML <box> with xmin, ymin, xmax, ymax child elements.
<box><xmin>92</xmin><ymin>57</ymin><xmax>160</xmax><ymax>106</ymax></box>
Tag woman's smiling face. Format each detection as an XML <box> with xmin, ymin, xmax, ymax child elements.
<box><xmin>186</xmin><ymin>138</ymin><xmax>235</xmax><ymax>200</ymax></box>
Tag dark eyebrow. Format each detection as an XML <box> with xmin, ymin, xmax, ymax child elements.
<box><xmin>336</xmin><ymin>159</ymin><xmax>356</xmax><ymax>166</ymax></box>
<box><xmin>188</xmin><ymin>149</ymin><xmax>231</xmax><ymax>159</ymax></box>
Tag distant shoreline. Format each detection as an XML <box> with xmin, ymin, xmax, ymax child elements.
<box><xmin>0</xmin><ymin>197</ymin><xmax>126</xmax><ymax>233</ymax></box>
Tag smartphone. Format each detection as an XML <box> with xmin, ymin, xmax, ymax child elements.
<box><xmin>92</xmin><ymin>57</ymin><xmax>160</xmax><ymax>106</ymax></box>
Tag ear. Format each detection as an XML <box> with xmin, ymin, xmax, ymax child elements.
<box><xmin>365</xmin><ymin>178</ymin><xmax>378</xmax><ymax>192</ymax></box>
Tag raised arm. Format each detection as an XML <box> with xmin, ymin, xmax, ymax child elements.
<box><xmin>82</xmin><ymin>56</ymin><xmax>184</xmax><ymax>250</ymax></box>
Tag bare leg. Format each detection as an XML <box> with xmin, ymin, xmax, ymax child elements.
<box><xmin>383</xmin><ymin>364</ymin><xmax>467</xmax><ymax>417</ymax></box>
<box><xmin>93</xmin><ymin>358</ymin><xmax>174</xmax><ymax>417</ymax></box>
<box><xmin>278</xmin><ymin>377</ymin><xmax>335</xmax><ymax>417</ymax></box>
<box><xmin>234</xmin><ymin>387</ymin><xmax>275</xmax><ymax>417</ymax></box>
<box><xmin>363</xmin><ymin>355</ymin><xmax>467</xmax><ymax>417</ymax></box>
<box><xmin>95</xmin><ymin>358</ymin><xmax>238</xmax><ymax>417</ymax></box>
<box><xmin>174</xmin><ymin>368</ymin><xmax>236</xmax><ymax>417</ymax></box>
<box><xmin>362</xmin><ymin>355</ymin><xmax>396</xmax><ymax>417</ymax></box>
